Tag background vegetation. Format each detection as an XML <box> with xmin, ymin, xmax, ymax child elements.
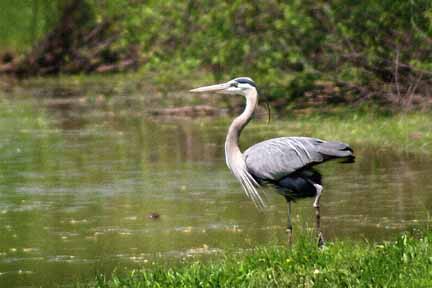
<box><xmin>1</xmin><ymin>0</ymin><xmax>432</xmax><ymax>109</ymax></box>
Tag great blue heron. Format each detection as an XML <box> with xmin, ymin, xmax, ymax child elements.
<box><xmin>190</xmin><ymin>77</ymin><xmax>355</xmax><ymax>245</ymax></box>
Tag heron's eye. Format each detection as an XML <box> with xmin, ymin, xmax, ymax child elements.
<box><xmin>230</xmin><ymin>82</ymin><xmax>238</xmax><ymax>87</ymax></box>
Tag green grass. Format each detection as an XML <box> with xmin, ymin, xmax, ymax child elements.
<box><xmin>264</xmin><ymin>109</ymin><xmax>432</xmax><ymax>155</ymax></box>
<box><xmin>0</xmin><ymin>1</ymin><xmax>43</xmax><ymax>52</ymax></box>
<box><xmin>87</xmin><ymin>230</ymin><xmax>432</xmax><ymax>287</ymax></box>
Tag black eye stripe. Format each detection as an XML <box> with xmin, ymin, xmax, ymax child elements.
<box><xmin>234</xmin><ymin>78</ymin><xmax>256</xmax><ymax>88</ymax></box>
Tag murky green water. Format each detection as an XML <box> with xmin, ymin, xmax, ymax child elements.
<box><xmin>0</xmin><ymin>84</ymin><xmax>431</xmax><ymax>287</ymax></box>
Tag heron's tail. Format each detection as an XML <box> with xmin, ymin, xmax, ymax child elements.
<box><xmin>318</xmin><ymin>141</ymin><xmax>355</xmax><ymax>162</ymax></box>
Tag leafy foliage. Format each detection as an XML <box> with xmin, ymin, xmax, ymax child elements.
<box><xmin>118</xmin><ymin>0</ymin><xmax>432</xmax><ymax>107</ymax></box>
<box><xmin>2</xmin><ymin>1</ymin><xmax>432</xmax><ymax>108</ymax></box>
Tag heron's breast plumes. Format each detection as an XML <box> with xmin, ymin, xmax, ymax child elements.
<box><xmin>224</xmin><ymin>142</ymin><xmax>265</xmax><ymax>209</ymax></box>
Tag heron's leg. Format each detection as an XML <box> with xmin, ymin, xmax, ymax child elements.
<box><xmin>285</xmin><ymin>198</ymin><xmax>293</xmax><ymax>246</ymax></box>
<box><xmin>287</xmin><ymin>200</ymin><xmax>293</xmax><ymax>231</ymax></box>
<box><xmin>313</xmin><ymin>184</ymin><xmax>322</xmax><ymax>208</ymax></box>
<box><xmin>313</xmin><ymin>184</ymin><xmax>324</xmax><ymax>247</ymax></box>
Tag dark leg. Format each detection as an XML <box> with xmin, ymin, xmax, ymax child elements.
<box><xmin>313</xmin><ymin>184</ymin><xmax>324</xmax><ymax>247</ymax></box>
<box><xmin>286</xmin><ymin>199</ymin><xmax>293</xmax><ymax>246</ymax></box>
<box><xmin>315</xmin><ymin>205</ymin><xmax>324</xmax><ymax>247</ymax></box>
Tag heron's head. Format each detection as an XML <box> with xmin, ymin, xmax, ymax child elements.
<box><xmin>190</xmin><ymin>77</ymin><xmax>257</xmax><ymax>96</ymax></box>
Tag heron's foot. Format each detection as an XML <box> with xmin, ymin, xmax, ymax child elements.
<box><xmin>317</xmin><ymin>232</ymin><xmax>325</xmax><ymax>248</ymax></box>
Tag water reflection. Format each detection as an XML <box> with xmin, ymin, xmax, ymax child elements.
<box><xmin>0</xmin><ymin>92</ymin><xmax>431</xmax><ymax>286</ymax></box>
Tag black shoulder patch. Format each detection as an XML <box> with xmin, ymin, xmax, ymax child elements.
<box><xmin>234</xmin><ymin>77</ymin><xmax>256</xmax><ymax>88</ymax></box>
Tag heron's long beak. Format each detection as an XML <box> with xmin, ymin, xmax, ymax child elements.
<box><xmin>189</xmin><ymin>82</ymin><xmax>230</xmax><ymax>93</ymax></box>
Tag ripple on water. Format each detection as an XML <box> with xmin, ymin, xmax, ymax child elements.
<box><xmin>46</xmin><ymin>255</ymin><xmax>96</xmax><ymax>264</ymax></box>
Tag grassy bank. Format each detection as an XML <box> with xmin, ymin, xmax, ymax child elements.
<box><xmin>269</xmin><ymin>109</ymin><xmax>432</xmax><ymax>155</ymax></box>
<box><xmin>3</xmin><ymin>74</ymin><xmax>432</xmax><ymax>155</ymax></box>
<box><xmin>90</xmin><ymin>231</ymin><xmax>432</xmax><ymax>287</ymax></box>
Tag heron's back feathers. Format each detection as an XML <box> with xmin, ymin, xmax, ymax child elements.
<box><xmin>244</xmin><ymin>137</ymin><xmax>354</xmax><ymax>181</ymax></box>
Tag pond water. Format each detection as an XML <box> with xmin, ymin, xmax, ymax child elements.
<box><xmin>0</xmin><ymin>83</ymin><xmax>431</xmax><ymax>287</ymax></box>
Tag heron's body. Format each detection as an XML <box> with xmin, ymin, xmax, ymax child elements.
<box><xmin>245</xmin><ymin>136</ymin><xmax>353</xmax><ymax>200</ymax></box>
<box><xmin>191</xmin><ymin>77</ymin><xmax>355</xmax><ymax>245</ymax></box>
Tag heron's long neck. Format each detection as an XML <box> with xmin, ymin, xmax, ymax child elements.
<box><xmin>225</xmin><ymin>89</ymin><xmax>257</xmax><ymax>167</ymax></box>
<box><xmin>224</xmin><ymin>89</ymin><xmax>264</xmax><ymax>208</ymax></box>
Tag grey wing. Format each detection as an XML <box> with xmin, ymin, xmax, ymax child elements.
<box><xmin>244</xmin><ymin>137</ymin><xmax>353</xmax><ymax>181</ymax></box>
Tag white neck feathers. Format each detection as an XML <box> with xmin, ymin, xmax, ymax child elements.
<box><xmin>224</xmin><ymin>89</ymin><xmax>265</xmax><ymax>208</ymax></box>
